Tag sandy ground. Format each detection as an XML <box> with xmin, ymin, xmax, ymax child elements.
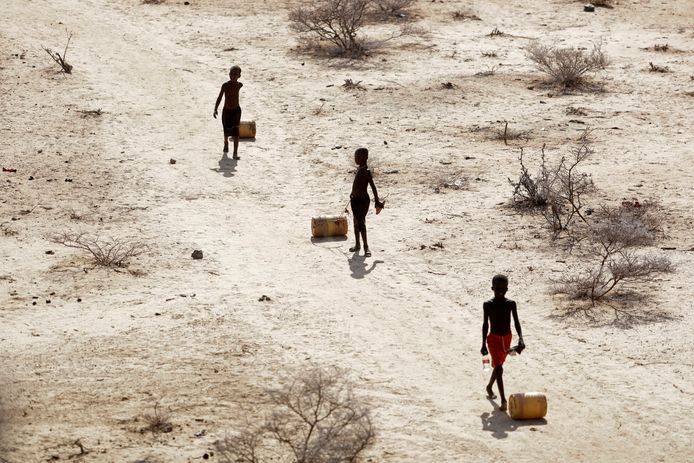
<box><xmin>1</xmin><ymin>0</ymin><xmax>693</xmax><ymax>461</ymax></box>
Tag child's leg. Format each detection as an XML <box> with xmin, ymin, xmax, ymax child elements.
<box><xmin>361</xmin><ymin>223</ymin><xmax>370</xmax><ymax>256</ymax></box>
<box><xmin>232</xmin><ymin>135</ymin><xmax>239</xmax><ymax>158</ymax></box>
<box><xmin>223</xmin><ymin>132</ymin><xmax>229</xmax><ymax>152</ymax></box>
<box><xmin>350</xmin><ymin>218</ymin><xmax>361</xmax><ymax>252</ymax></box>
<box><xmin>486</xmin><ymin>370</ymin><xmax>498</xmax><ymax>399</ymax></box>
<box><xmin>495</xmin><ymin>365</ymin><xmax>507</xmax><ymax>409</ymax></box>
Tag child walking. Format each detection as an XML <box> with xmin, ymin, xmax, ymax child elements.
<box><xmin>347</xmin><ymin>148</ymin><xmax>383</xmax><ymax>257</ymax></box>
<box><xmin>213</xmin><ymin>65</ymin><xmax>243</xmax><ymax>159</ymax></box>
<box><xmin>481</xmin><ymin>274</ymin><xmax>525</xmax><ymax>411</ymax></box>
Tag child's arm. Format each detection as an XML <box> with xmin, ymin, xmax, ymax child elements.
<box><xmin>481</xmin><ymin>303</ymin><xmax>489</xmax><ymax>355</ymax></box>
<box><xmin>213</xmin><ymin>84</ymin><xmax>225</xmax><ymax>118</ymax></box>
<box><xmin>511</xmin><ymin>302</ymin><xmax>524</xmax><ymax>348</ymax></box>
<box><xmin>368</xmin><ymin>171</ymin><xmax>380</xmax><ymax>204</ymax></box>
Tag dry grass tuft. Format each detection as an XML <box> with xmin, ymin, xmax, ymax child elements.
<box><xmin>50</xmin><ymin>231</ymin><xmax>149</xmax><ymax>268</ymax></box>
<box><xmin>141</xmin><ymin>402</ymin><xmax>173</xmax><ymax>434</ymax></box>
<box><xmin>526</xmin><ymin>41</ymin><xmax>608</xmax><ymax>89</ymax></box>
<box><xmin>42</xmin><ymin>30</ymin><xmax>74</xmax><ymax>74</ymax></box>
<box><xmin>648</xmin><ymin>62</ymin><xmax>670</xmax><ymax>73</ymax></box>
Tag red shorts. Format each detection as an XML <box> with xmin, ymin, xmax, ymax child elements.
<box><xmin>487</xmin><ymin>333</ymin><xmax>512</xmax><ymax>368</ymax></box>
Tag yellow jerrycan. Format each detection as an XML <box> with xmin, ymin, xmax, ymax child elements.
<box><xmin>238</xmin><ymin>121</ymin><xmax>256</xmax><ymax>139</ymax></box>
<box><xmin>508</xmin><ymin>392</ymin><xmax>547</xmax><ymax>420</ymax></box>
<box><xmin>311</xmin><ymin>216</ymin><xmax>348</xmax><ymax>238</ymax></box>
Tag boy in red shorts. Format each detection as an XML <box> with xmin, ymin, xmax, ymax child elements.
<box><xmin>481</xmin><ymin>274</ymin><xmax>525</xmax><ymax>411</ymax></box>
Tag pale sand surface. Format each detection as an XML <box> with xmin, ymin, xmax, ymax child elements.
<box><xmin>1</xmin><ymin>0</ymin><xmax>693</xmax><ymax>461</ymax></box>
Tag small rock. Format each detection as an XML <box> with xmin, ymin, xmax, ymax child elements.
<box><xmin>169</xmin><ymin>158</ymin><xmax>176</xmax><ymax>164</ymax></box>
<box><xmin>77</xmin><ymin>298</ymin><xmax>82</xmax><ymax>302</ymax></box>
<box><xmin>155</xmin><ymin>312</ymin><xmax>161</xmax><ymax>316</ymax></box>
<box><xmin>28</xmin><ymin>176</ymin><xmax>34</xmax><ymax>180</ymax></box>
<box><xmin>584</xmin><ymin>3</ymin><xmax>595</xmax><ymax>12</ymax></box>
<box><xmin>191</xmin><ymin>250</ymin><xmax>203</xmax><ymax>259</ymax></box>
<box><xmin>64</xmin><ymin>178</ymin><xmax>73</xmax><ymax>182</ymax></box>
<box><xmin>45</xmin><ymin>250</ymin><xmax>54</xmax><ymax>255</ymax></box>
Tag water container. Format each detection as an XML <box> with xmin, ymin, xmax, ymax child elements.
<box><xmin>239</xmin><ymin>121</ymin><xmax>256</xmax><ymax>139</ymax></box>
<box><xmin>311</xmin><ymin>216</ymin><xmax>348</xmax><ymax>238</ymax></box>
<box><xmin>508</xmin><ymin>392</ymin><xmax>547</xmax><ymax>420</ymax></box>
<box><xmin>482</xmin><ymin>356</ymin><xmax>491</xmax><ymax>371</ymax></box>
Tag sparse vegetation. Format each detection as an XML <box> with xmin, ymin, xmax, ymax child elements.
<box><xmin>566</xmin><ymin>106</ymin><xmax>588</xmax><ymax>116</ymax></box>
<box><xmin>371</xmin><ymin>0</ymin><xmax>416</xmax><ymax>20</ymax></box>
<box><xmin>50</xmin><ymin>231</ymin><xmax>149</xmax><ymax>267</ymax></box>
<box><xmin>652</xmin><ymin>43</ymin><xmax>669</xmax><ymax>52</ymax></box>
<box><xmin>510</xmin><ymin>132</ymin><xmax>673</xmax><ymax>306</ymax></box>
<box><xmin>475</xmin><ymin>65</ymin><xmax>499</xmax><ymax>77</ymax></box>
<box><xmin>215</xmin><ymin>366</ymin><xmax>375</xmax><ymax>463</ymax></box>
<box><xmin>452</xmin><ymin>10</ymin><xmax>480</xmax><ymax>21</ymax></box>
<box><xmin>552</xmin><ymin>202</ymin><xmax>672</xmax><ymax>304</ymax></box>
<box><xmin>589</xmin><ymin>0</ymin><xmax>614</xmax><ymax>8</ymax></box>
<box><xmin>648</xmin><ymin>62</ymin><xmax>670</xmax><ymax>73</ymax></box>
<box><xmin>289</xmin><ymin>0</ymin><xmax>372</xmax><ymax>57</ymax></box>
<box><xmin>481</xmin><ymin>51</ymin><xmax>498</xmax><ymax>58</ymax></box>
<box><xmin>141</xmin><ymin>402</ymin><xmax>173</xmax><ymax>434</ymax></box>
<box><xmin>491</xmin><ymin>121</ymin><xmax>531</xmax><ymax>144</ymax></box>
<box><xmin>42</xmin><ymin>30</ymin><xmax>74</xmax><ymax>74</ymax></box>
<box><xmin>526</xmin><ymin>41</ymin><xmax>608</xmax><ymax>89</ymax></box>
<box><xmin>488</xmin><ymin>28</ymin><xmax>504</xmax><ymax>37</ymax></box>
<box><xmin>509</xmin><ymin>131</ymin><xmax>594</xmax><ymax>234</ymax></box>
<box><xmin>342</xmin><ymin>78</ymin><xmax>366</xmax><ymax>90</ymax></box>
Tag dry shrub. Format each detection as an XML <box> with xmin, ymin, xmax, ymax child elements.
<box><xmin>142</xmin><ymin>0</ymin><xmax>165</xmax><ymax>4</ymax></box>
<box><xmin>589</xmin><ymin>0</ymin><xmax>614</xmax><ymax>8</ymax></box>
<box><xmin>475</xmin><ymin>65</ymin><xmax>498</xmax><ymax>77</ymax></box>
<box><xmin>215</xmin><ymin>367</ymin><xmax>375</xmax><ymax>463</ymax></box>
<box><xmin>342</xmin><ymin>78</ymin><xmax>366</xmax><ymax>90</ymax></box>
<box><xmin>509</xmin><ymin>131</ymin><xmax>594</xmax><ymax>234</ymax></box>
<box><xmin>141</xmin><ymin>402</ymin><xmax>173</xmax><ymax>434</ymax></box>
<box><xmin>491</xmin><ymin>121</ymin><xmax>530</xmax><ymax>144</ymax></box>
<box><xmin>50</xmin><ymin>231</ymin><xmax>149</xmax><ymax>267</ymax></box>
<box><xmin>566</xmin><ymin>106</ymin><xmax>588</xmax><ymax>116</ymax></box>
<box><xmin>553</xmin><ymin>203</ymin><xmax>673</xmax><ymax>303</ymax></box>
<box><xmin>42</xmin><ymin>30</ymin><xmax>73</xmax><ymax>74</ymax></box>
<box><xmin>488</xmin><ymin>27</ymin><xmax>503</xmax><ymax>37</ymax></box>
<box><xmin>289</xmin><ymin>0</ymin><xmax>371</xmax><ymax>57</ymax></box>
<box><xmin>648</xmin><ymin>62</ymin><xmax>670</xmax><ymax>73</ymax></box>
<box><xmin>371</xmin><ymin>0</ymin><xmax>416</xmax><ymax>19</ymax></box>
<box><xmin>526</xmin><ymin>42</ymin><xmax>608</xmax><ymax>88</ymax></box>
<box><xmin>652</xmin><ymin>43</ymin><xmax>669</xmax><ymax>52</ymax></box>
<box><xmin>453</xmin><ymin>10</ymin><xmax>481</xmax><ymax>21</ymax></box>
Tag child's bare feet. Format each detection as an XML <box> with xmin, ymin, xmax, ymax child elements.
<box><xmin>223</xmin><ymin>145</ymin><xmax>229</xmax><ymax>153</ymax></box>
<box><xmin>349</xmin><ymin>245</ymin><xmax>361</xmax><ymax>253</ymax></box>
<box><xmin>364</xmin><ymin>249</ymin><xmax>371</xmax><ymax>257</ymax></box>
<box><xmin>499</xmin><ymin>401</ymin><xmax>508</xmax><ymax>411</ymax></box>
<box><xmin>486</xmin><ymin>386</ymin><xmax>497</xmax><ymax>399</ymax></box>
<box><xmin>232</xmin><ymin>154</ymin><xmax>240</xmax><ymax>160</ymax></box>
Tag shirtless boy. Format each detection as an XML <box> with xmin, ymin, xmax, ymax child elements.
<box><xmin>348</xmin><ymin>148</ymin><xmax>383</xmax><ymax>258</ymax></box>
<box><xmin>213</xmin><ymin>65</ymin><xmax>243</xmax><ymax>159</ymax></box>
<box><xmin>481</xmin><ymin>274</ymin><xmax>525</xmax><ymax>411</ymax></box>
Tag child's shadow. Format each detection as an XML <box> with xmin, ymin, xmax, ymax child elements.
<box><xmin>480</xmin><ymin>398</ymin><xmax>547</xmax><ymax>439</ymax></box>
<box><xmin>349</xmin><ymin>255</ymin><xmax>383</xmax><ymax>279</ymax></box>
<box><xmin>210</xmin><ymin>153</ymin><xmax>237</xmax><ymax>177</ymax></box>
